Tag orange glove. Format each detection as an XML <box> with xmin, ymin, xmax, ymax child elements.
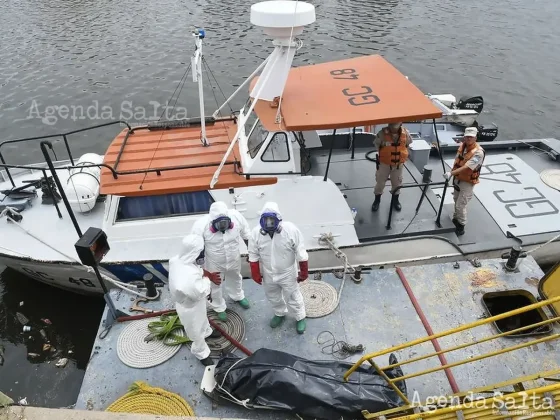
<box><xmin>203</xmin><ymin>269</ymin><xmax>222</xmax><ymax>285</ymax></box>
<box><xmin>250</xmin><ymin>262</ymin><xmax>262</xmax><ymax>285</ymax></box>
<box><xmin>297</xmin><ymin>261</ymin><xmax>308</xmax><ymax>283</ymax></box>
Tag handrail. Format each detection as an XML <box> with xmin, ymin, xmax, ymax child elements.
<box><xmin>386</xmin><ymin>180</ymin><xmax>449</xmax><ymax>230</ymax></box>
<box><xmin>368</xmin><ymin>381</ymin><xmax>560</xmax><ymax>420</ymax></box>
<box><xmin>40</xmin><ymin>141</ymin><xmax>83</xmax><ymax>237</ymax></box>
<box><xmin>0</xmin><ymin>121</ymin><xmax>131</xmax><ymax>187</ymax></box>
<box><xmin>343</xmin><ymin>290</ymin><xmax>560</xmax><ymax>411</ymax></box>
<box><xmin>0</xmin><ymin>159</ymin><xmax>236</xmax><ymax>181</ymax></box>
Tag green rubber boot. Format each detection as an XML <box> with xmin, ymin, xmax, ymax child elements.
<box><xmin>217</xmin><ymin>311</ymin><xmax>227</xmax><ymax>322</ymax></box>
<box><xmin>237</xmin><ymin>298</ymin><xmax>250</xmax><ymax>309</ymax></box>
<box><xmin>269</xmin><ymin>315</ymin><xmax>285</xmax><ymax>328</ymax></box>
<box><xmin>296</xmin><ymin>318</ymin><xmax>306</xmax><ymax>334</ymax></box>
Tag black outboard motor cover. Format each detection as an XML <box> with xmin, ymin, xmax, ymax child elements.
<box><xmin>214</xmin><ymin>348</ymin><xmax>407</xmax><ymax>420</ymax></box>
<box><xmin>457</xmin><ymin>96</ymin><xmax>484</xmax><ymax>114</ymax></box>
<box><xmin>477</xmin><ymin>124</ymin><xmax>498</xmax><ymax>142</ymax></box>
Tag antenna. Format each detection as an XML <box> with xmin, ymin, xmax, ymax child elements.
<box><xmin>192</xmin><ymin>28</ymin><xmax>209</xmax><ymax>146</ymax></box>
<box><xmin>210</xmin><ymin>1</ymin><xmax>315</xmax><ymax>189</ymax></box>
<box><xmin>250</xmin><ymin>1</ymin><xmax>315</xmax><ymax>101</ymax></box>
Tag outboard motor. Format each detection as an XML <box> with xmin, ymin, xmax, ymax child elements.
<box><xmin>477</xmin><ymin>124</ymin><xmax>499</xmax><ymax>142</ymax></box>
<box><xmin>456</xmin><ymin>96</ymin><xmax>484</xmax><ymax>114</ymax></box>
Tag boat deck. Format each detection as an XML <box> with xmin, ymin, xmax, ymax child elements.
<box><xmin>0</xmin><ymin>162</ymin><xmax>105</xmax><ymax>261</ymax></box>
<box><xmin>308</xmin><ymin>136</ymin><xmax>560</xmax><ymax>264</ymax></box>
<box><xmin>76</xmin><ymin>257</ymin><xmax>560</xmax><ymax>418</ymax></box>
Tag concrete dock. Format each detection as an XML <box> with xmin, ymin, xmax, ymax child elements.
<box><xmin>1</xmin><ymin>406</ymin><xmax>245</xmax><ymax>420</ymax></box>
<box><xmin>72</xmin><ymin>256</ymin><xmax>560</xmax><ymax>419</ymax></box>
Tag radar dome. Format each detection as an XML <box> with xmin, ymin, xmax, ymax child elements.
<box><xmin>251</xmin><ymin>1</ymin><xmax>316</xmax><ymax>40</ymax></box>
<box><xmin>249</xmin><ymin>1</ymin><xmax>316</xmax><ymax>101</ymax></box>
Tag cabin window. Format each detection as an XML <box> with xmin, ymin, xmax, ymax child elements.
<box><xmin>247</xmin><ymin>116</ymin><xmax>269</xmax><ymax>159</ymax></box>
<box><xmin>116</xmin><ymin>191</ymin><xmax>214</xmax><ymax>221</ymax></box>
<box><xmin>261</xmin><ymin>133</ymin><xmax>290</xmax><ymax>162</ymax></box>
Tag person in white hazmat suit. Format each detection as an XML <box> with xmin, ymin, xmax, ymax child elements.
<box><xmin>191</xmin><ymin>201</ymin><xmax>251</xmax><ymax>322</ymax></box>
<box><xmin>248</xmin><ymin>202</ymin><xmax>309</xmax><ymax>334</ymax></box>
<box><xmin>168</xmin><ymin>234</ymin><xmax>220</xmax><ymax>366</ymax></box>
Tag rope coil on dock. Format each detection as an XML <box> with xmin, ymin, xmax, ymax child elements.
<box><xmin>106</xmin><ymin>381</ymin><xmax>194</xmax><ymax>416</ymax></box>
<box><xmin>117</xmin><ymin>318</ymin><xmax>185</xmax><ymax>369</ymax></box>
<box><xmin>300</xmin><ymin>280</ymin><xmax>339</xmax><ymax>318</ymax></box>
<box><xmin>204</xmin><ymin>308</ymin><xmax>245</xmax><ymax>357</ymax></box>
<box><xmin>540</xmin><ymin>169</ymin><xmax>560</xmax><ymax>191</ymax></box>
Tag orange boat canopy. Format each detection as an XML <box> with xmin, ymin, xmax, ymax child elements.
<box><xmin>100</xmin><ymin>119</ymin><xmax>276</xmax><ymax>197</ymax></box>
<box><xmin>252</xmin><ymin>55</ymin><xmax>443</xmax><ymax>132</ymax></box>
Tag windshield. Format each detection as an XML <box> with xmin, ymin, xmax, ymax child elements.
<box><xmin>245</xmin><ymin>111</ymin><xmax>269</xmax><ymax>158</ymax></box>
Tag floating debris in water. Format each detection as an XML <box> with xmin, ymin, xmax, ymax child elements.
<box><xmin>0</xmin><ymin>391</ymin><xmax>14</xmax><ymax>407</ymax></box>
<box><xmin>22</xmin><ymin>326</ymin><xmax>31</xmax><ymax>332</ymax></box>
<box><xmin>0</xmin><ymin>345</ymin><xmax>4</xmax><ymax>366</ymax></box>
<box><xmin>27</xmin><ymin>353</ymin><xmax>40</xmax><ymax>359</ymax></box>
<box><xmin>43</xmin><ymin>344</ymin><xmax>51</xmax><ymax>352</ymax></box>
<box><xmin>39</xmin><ymin>329</ymin><xmax>48</xmax><ymax>341</ymax></box>
<box><xmin>18</xmin><ymin>397</ymin><xmax>28</xmax><ymax>406</ymax></box>
<box><xmin>55</xmin><ymin>358</ymin><xmax>69</xmax><ymax>368</ymax></box>
<box><xmin>41</xmin><ymin>318</ymin><xmax>52</xmax><ymax>325</ymax></box>
<box><xmin>19</xmin><ymin>301</ymin><xmax>24</xmax><ymax>307</ymax></box>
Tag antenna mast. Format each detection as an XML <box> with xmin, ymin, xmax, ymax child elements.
<box><xmin>192</xmin><ymin>29</ymin><xmax>209</xmax><ymax>146</ymax></box>
<box><xmin>210</xmin><ymin>1</ymin><xmax>315</xmax><ymax>188</ymax></box>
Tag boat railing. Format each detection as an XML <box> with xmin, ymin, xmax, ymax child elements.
<box><xmin>0</xmin><ymin>121</ymin><xmax>132</xmax><ymax>188</ymax></box>
<box><xmin>0</xmin><ymin>119</ymin><xmax>242</xmax><ymax>239</ymax></box>
<box><xmin>343</xmin><ymin>287</ymin><xmax>560</xmax><ymax>419</ymax></box>
<box><xmin>386</xmin><ymin>171</ymin><xmax>450</xmax><ymax>232</ymax></box>
<box><xmin>0</xmin><ymin>117</ymin><xmax>241</xmax><ymax>188</ymax></box>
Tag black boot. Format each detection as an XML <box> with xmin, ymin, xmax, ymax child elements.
<box><xmin>456</xmin><ymin>222</ymin><xmax>465</xmax><ymax>236</ymax></box>
<box><xmin>200</xmin><ymin>356</ymin><xmax>214</xmax><ymax>366</ymax></box>
<box><xmin>371</xmin><ymin>195</ymin><xmax>381</xmax><ymax>212</ymax></box>
<box><xmin>208</xmin><ymin>329</ymin><xmax>221</xmax><ymax>339</ymax></box>
<box><xmin>452</xmin><ymin>217</ymin><xmax>459</xmax><ymax>228</ymax></box>
<box><xmin>392</xmin><ymin>194</ymin><xmax>402</xmax><ymax>211</ymax></box>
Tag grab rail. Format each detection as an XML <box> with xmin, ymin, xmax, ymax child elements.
<box><xmin>343</xmin><ymin>288</ymin><xmax>560</xmax><ymax>419</ymax></box>
<box><xmin>386</xmin><ymin>180</ymin><xmax>449</xmax><ymax>230</ymax></box>
<box><xmin>0</xmin><ymin>121</ymin><xmax>131</xmax><ymax>187</ymax></box>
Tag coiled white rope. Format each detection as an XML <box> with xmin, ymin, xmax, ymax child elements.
<box><xmin>315</xmin><ymin>233</ymin><xmax>362</xmax><ymax>314</ymax></box>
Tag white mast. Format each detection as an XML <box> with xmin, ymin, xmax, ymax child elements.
<box><xmin>210</xmin><ymin>1</ymin><xmax>316</xmax><ymax>188</ymax></box>
<box><xmin>192</xmin><ymin>29</ymin><xmax>209</xmax><ymax>146</ymax></box>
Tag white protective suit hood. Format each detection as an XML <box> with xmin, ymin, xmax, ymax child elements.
<box><xmin>209</xmin><ymin>201</ymin><xmax>229</xmax><ymax>222</ymax></box>
<box><xmin>169</xmin><ymin>234</ymin><xmax>209</xmax><ymax>307</ymax></box>
<box><xmin>177</xmin><ymin>234</ymin><xmax>204</xmax><ymax>264</ymax></box>
<box><xmin>191</xmin><ymin>201</ymin><xmax>251</xmax><ymax>274</ymax></box>
<box><xmin>260</xmin><ymin>202</ymin><xmax>283</xmax><ymax>220</ymax></box>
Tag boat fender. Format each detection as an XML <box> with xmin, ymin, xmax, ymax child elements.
<box><xmin>64</xmin><ymin>153</ymin><xmax>104</xmax><ymax>213</ymax></box>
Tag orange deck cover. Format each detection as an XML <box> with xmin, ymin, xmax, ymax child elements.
<box><xmin>100</xmin><ymin>120</ymin><xmax>276</xmax><ymax>196</ymax></box>
<box><xmin>252</xmin><ymin>55</ymin><xmax>443</xmax><ymax>131</ymax></box>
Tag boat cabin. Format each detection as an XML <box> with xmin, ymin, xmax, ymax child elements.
<box><xmin>1</xmin><ymin>53</ymin><xmax>559</xmax><ymax>291</ymax></box>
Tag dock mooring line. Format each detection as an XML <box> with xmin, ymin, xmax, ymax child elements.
<box><xmin>395</xmin><ymin>266</ymin><xmax>460</xmax><ymax>394</ymax></box>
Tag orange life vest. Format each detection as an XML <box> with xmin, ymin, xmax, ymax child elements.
<box><xmin>452</xmin><ymin>142</ymin><xmax>485</xmax><ymax>184</ymax></box>
<box><xmin>378</xmin><ymin>127</ymin><xmax>409</xmax><ymax>167</ymax></box>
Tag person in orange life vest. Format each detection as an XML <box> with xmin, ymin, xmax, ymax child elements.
<box><xmin>371</xmin><ymin>122</ymin><xmax>413</xmax><ymax>212</ymax></box>
<box><xmin>444</xmin><ymin>126</ymin><xmax>485</xmax><ymax>236</ymax></box>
